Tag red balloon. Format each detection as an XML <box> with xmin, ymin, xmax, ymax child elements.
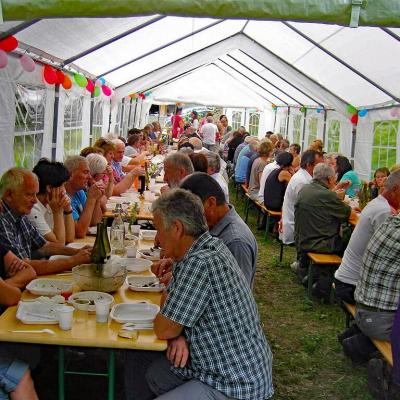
<box><xmin>62</xmin><ymin>75</ymin><xmax>72</xmax><ymax>90</ymax></box>
<box><xmin>86</xmin><ymin>80</ymin><xmax>95</xmax><ymax>93</ymax></box>
<box><xmin>56</xmin><ymin>70</ymin><xmax>65</xmax><ymax>85</ymax></box>
<box><xmin>351</xmin><ymin>114</ymin><xmax>359</xmax><ymax>124</ymax></box>
<box><xmin>43</xmin><ymin>65</ymin><xmax>57</xmax><ymax>85</ymax></box>
<box><xmin>0</xmin><ymin>36</ymin><xmax>18</xmax><ymax>52</ymax></box>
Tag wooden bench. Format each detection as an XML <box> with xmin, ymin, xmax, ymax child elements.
<box><xmin>342</xmin><ymin>302</ymin><xmax>393</xmax><ymax>366</ymax></box>
<box><xmin>260</xmin><ymin>205</ymin><xmax>282</xmax><ymax>243</ymax></box>
<box><xmin>306</xmin><ymin>253</ymin><xmax>342</xmax><ymax>302</ymax></box>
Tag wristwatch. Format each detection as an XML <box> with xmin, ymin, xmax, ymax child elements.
<box><xmin>63</xmin><ymin>209</ymin><xmax>73</xmax><ymax>215</ymax></box>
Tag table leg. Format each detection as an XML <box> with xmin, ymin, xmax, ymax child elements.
<box><xmin>307</xmin><ymin>263</ymin><xmax>314</xmax><ymax>299</ymax></box>
<box><xmin>58</xmin><ymin>347</ymin><xmax>65</xmax><ymax>400</ymax></box>
<box><xmin>108</xmin><ymin>349</ymin><xmax>115</xmax><ymax>400</ymax></box>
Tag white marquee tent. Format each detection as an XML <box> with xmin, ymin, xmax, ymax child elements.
<box><xmin>0</xmin><ymin>3</ymin><xmax>399</xmax><ymax>180</ymax></box>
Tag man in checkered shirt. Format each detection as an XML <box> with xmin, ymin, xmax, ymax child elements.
<box><xmin>124</xmin><ymin>189</ymin><xmax>273</xmax><ymax>400</ymax></box>
<box><xmin>354</xmin><ymin>213</ymin><xmax>400</xmax><ymax>341</ymax></box>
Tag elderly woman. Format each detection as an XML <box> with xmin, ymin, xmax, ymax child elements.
<box><xmin>86</xmin><ymin>153</ymin><xmax>114</xmax><ymax>199</ymax></box>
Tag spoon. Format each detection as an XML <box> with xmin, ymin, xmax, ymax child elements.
<box><xmin>11</xmin><ymin>329</ymin><xmax>56</xmax><ymax>335</ymax></box>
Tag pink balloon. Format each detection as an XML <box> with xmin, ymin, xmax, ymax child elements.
<box><xmin>390</xmin><ymin>108</ymin><xmax>400</xmax><ymax>117</ymax></box>
<box><xmin>101</xmin><ymin>85</ymin><xmax>112</xmax><ymax>96</ymax></box>
<box><xmin>20</xmin><ymin>54</ymin><xmax>35</xmax><ymax>72</ymax></box>
<box><xmin>0</xmin><ymin>50</ymin><xmax>8</xmax><ymax>69</ymax></box>
<box><xmin>95</xmin><ymin>79</ymin><xmax>102</xmax><ymax>87</ymax></box>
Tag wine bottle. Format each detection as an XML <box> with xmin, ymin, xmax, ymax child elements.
<box><xmin>144</xmin><ymin>161</ymin><xmax>150</xmax><ymax>190</ymax></box>
<box><xmin>101</xmin><ymin>218</ymin><xmax>111</xmax><ymax>260</ymax></box>
<box><xmin>91</xmin><ymin>223</ymin><xmax>106</xmax><ymax>265</ymax></box>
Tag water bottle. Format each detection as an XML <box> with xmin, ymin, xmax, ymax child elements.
<box><xmin>110</xmin><ymin>210</ymin><xmax>125</xmax><ymax>256</ymax></box>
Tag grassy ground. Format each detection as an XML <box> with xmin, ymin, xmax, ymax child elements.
<box><xmin>230</xmin><ymin>190</ymin><xmax>372</xmax><ymax>400</ymax></box>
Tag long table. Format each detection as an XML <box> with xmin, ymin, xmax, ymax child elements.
<box><xmin>0</xmin><ymin>236</ymin><xmax>167</xmax><ymax>399</ymax></box>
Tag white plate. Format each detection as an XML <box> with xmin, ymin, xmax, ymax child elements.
<box><xmin>122</xmin><ymin>258</ymin><xmax>152</xmax><ymax>272</ymax></box>
<box><xmin>140</xmin><ymin>230</ymin><xmax>157</xmax><ymax>241</ymax></box>
<box><xmin>26</xmin><ymin>279</ymin><xmax>73</xmax><ymax>296</ymax></box>
<box><xmin>67</xmin><ymin>242</ymin><xmax>87</xmax><ymax>249</ymax></box>
<box><xmin>49</xmin><ymin>255</ymin><xmax>71</xmax><ymax>261</ymax></box>
<box><xmin>108</xmin><ymin>196</ymin><xmax>124</xmax><ymax>203</ymax></box>
<box><xmin>68</xmin><ymin>291</ymin><xmax>114</xmax><ymax>312</ymax></box>
<box><xmin>16</xmin><ymin>301</ymin><xmax>59</xmax><ymax>324</ymax></box>
<box><xmin>126</xmin><ymin>276</ymin><xmax>164</xmax><ymax>292</ymax></box>
<box><xmin>137</xmin><ymin>249</ymin><xmax>161</xmax><ymax>261</ymax></box>
<box><xmin>88</xmin><ymin>226</ymin><xmax>97</xmax><ymax>235</ymax></box>
<box><xmin>110</xmin><ymin>303</ymin><xmax>160</xmax><ymax>324</ymax></box>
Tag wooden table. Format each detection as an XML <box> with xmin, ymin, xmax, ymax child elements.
<box><xmin>104</xmin><ymin>198</ymin><xmax>154</xmax><ymax>220</ymax></box>
<box><xmin>0</xmin><ymin>236</ymin><xmax>166</xmax><ymax>399</ymax></box>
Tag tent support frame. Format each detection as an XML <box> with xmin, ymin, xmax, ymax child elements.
<box><xmin>51</xmin><ymin>84</ymin><xmax>60</xmax><ymax>161</ymax></box>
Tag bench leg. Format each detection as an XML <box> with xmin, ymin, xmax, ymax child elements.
<box><xmin>58</xmin><ymin>347</ymin><xmax>65</xmax><ymax>400</ymax></box>
<box><xmin>279</xmin><ymin>242</ymin><xmax>284</xmax><ymax>262</ymax></box>
<box><xmin>244</xmin><ymin>197</ymin><xmax>251</xmax><ymax>223</ymax></box>
<box><xmin>264</xmin><ymin>214</ymin><xmax>270</xmax><ymax>242</ymax></box>
<box><xmin>307</xmin><ymin>262</ymin><xmax>314</xmax><ymax>299</ymax></box>
<box><xmin>108</xmin><ymin>350</ymin><xmax>115</xmax><ymax>400</ymax></box>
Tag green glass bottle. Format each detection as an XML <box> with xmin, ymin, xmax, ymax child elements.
<box><xmin>91</xmin><ymin>223</ymin><xmax>106</xmax><ymax>265</ymax></box>
<box><xmin>102</xmin><ymin>218</ymin><xmax>111</xmax><ymax>260</ymax></box>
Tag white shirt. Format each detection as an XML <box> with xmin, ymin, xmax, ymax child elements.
<box><xmin>201</xmin><ymin>123</ymin><xmax>218</xmax><ymax>145</ymax></box>
<box><xmin>211</xmin><ymin>173</ymin><xmax>230</xmax><ymax>203</ymax></box>
<box><xmin>280</xmin><ymin>168</ymin><xmax>312</xmax><ymax>244</ymax></box>
<box><xmin>192</xmin><ymin>119</ymin><xmax>199</xmax><ymax>131</ymax></box>
<box><xmin>27</xmin><ymin>200</ymin><xmax>54</xmax><ymax>236</ymax></box>
<box><xmin>125</xmin><ymin>146</ymin><xmax>139</xmax><ymax>157</ymax></box>
<box><xmin>335</xmin><ymin>195</ymin><xmax>392</xmax><ymax>286</ymax></box>
<box><xmin>257</xmin><ymin>161</ymin><xmax>279</xmax><ymax>202</ymax></box>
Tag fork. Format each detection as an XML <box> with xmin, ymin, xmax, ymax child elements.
<box><xmin>11</xmin><ymin>329</ymin><xmax>56</xmax><ymax>335</ymax></box>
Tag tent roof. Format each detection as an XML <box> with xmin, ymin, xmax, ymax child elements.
<box><xmin>1</xmin><ymin>9</ymin><xmax>399</xmax><ymax>112</ymax></box>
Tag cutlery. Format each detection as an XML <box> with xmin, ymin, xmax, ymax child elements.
<box><xmin>11</xmin><ymin>329</ymin><xmax>56</xmax><ymax>335</ymax></box>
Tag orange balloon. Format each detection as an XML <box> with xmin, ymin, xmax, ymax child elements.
<box><xmin>62</xmin><ymin>74</ymin><xmax>72</xmax><ymax>90</ymax></box>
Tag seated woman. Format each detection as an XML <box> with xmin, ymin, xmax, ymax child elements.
<box><xmin>370</xmin><ymin>167</ymin><xmax>390</xmax><ymax>199</ymax></box>
<box><xmin>0</xmin><ymin>248</ymin><xmax>38</xmax><ymax>400</ymax></box>
<box><xmin>125</xmin><ymin>134</ymin><xmax>141</xmax><ymax>157</ymax></box>
<box><xmin>336</xmin><ymin>156</ymin><xmax>360</xmax><ymax>198</ymax></box>
<box><xmin>86</xmin><ymin>153</ymin><xmax>114</xmax><ymax>213</ymax></box>
<box><xmin>264</xmin><ymin>152</ymin><xmax>294</xmax><ymax>211</ymax></box>
<box><xmin>28</xmin><ymin>159</ymin><xmax>74</xmax><ymax>245</ymax></box>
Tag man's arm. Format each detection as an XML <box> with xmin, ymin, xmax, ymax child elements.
<box><xmin>226</xmin><ymin>240</ymin><xmax>255</xmax><ymax>288</ymax></box>
<box><xmin>0</xmin><ymin>279</ymin><xmax>21</xmax><ymax>306</ymax></box>
<box><xmin>154</xmin><ymin>313</ymin><xmax>184</xmax><ymax>340</ymax></box>
<box><xmin>113</xmin><ymin>167</ymin><xmax>144</xmax><ymax>196</ymax></box>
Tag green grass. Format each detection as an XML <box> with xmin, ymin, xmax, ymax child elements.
<box><xmin>230</xmin><ymin>187</ymin><xmax>372</xmax><ymax>400</ymax></box>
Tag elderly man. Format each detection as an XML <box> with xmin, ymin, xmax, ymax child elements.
<box><xmin>205</xmin><ymin>152</ymin><xmax>229</xmax><ymax>202</ymax></box>
<box><xmin>294</xmin><ymin>163</ymin><xmax>358</xmax><ymax>297</ymax></box>
<box><xmin>111</xmin><ymin>138</ymin><xmax>144</xmax><ymax>195</ymax></box>
<box><xmin>125</xmin><ymin>189</ymin><xmax>273</xmax><ymax>400</ymax></box>
<box><xmin>335</xmin><ymin>170</ymin><xmax>400</xmax><ymax>304</ymax></box>
<box><xmin>0</xmin><ymin>168</ymin><xmax>91</xmax><ymax>275</ymax></box>
<box><xmin>201</xmin><ymin>115</ymin><xmax>218</xmax><ymax>152</ymax></box>
<box><xmin>64</xmin><ymin>156</ymin><xmax>104</xmax><ymax>238</ymax></box>
<box><xmin>162</xmin><ymin>152</ymin><xmax>194</xmax><ymax>191</ymax></box>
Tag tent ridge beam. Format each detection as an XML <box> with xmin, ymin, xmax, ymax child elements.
<box><xmin>237</xmin><ymin>48</ymin><xmax>324</xmax><ymax>107</ymax></box>
<box><xmin>0</xmin><ymin>19</ymin><xmax>41</xmax><ymax>40</ymax></box>
<box><xmin>226</xmin><ymin>53</ymin><xmax>303</xmax><ymax>106</ymax></box>
<box><xmin>283</xmin><ymin>21</ymin><xmax>400</xmax><ymax>103</ymax></box>
<box><xmin>241</xmin><ymin>33</ymin><xmax>348</xmax><ymax>106</ymax></box>
<box><xmin>62</xmin><ymin>15</ymin><xmax>166</xmax><ymax>67</ymax></box>
<box><xmin>99</xmin><ymin>18</ymin><xmax>225</xmax><ymax>78</ymax></box>
<box><xmin>211</xmin><ymin>62</ymin><xmax>273</xmax><ymax>105</ymax></box>
<box><xmin>217</xmin><ymin>58</ymin><xmax>288</xmax><ymax>105</ymax></box>
<box><xmin>115</xmin><ymin>32</ymin><xmax>241</xmax><ymax>89</ymax></box>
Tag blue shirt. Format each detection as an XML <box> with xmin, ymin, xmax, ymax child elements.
<box><xmin>235</xmin><ymin>151</ymin><xmax>252</xmax><ymax>183</ymax></box>
<box><xmin>341</xmin><ymin>170</ymin><xmax>361</xmax><ymax>198</ymax></box>
<box><xmin>70</xmin><ymin>190</ymin><xmax>87</xmax><ymax>221</ymax></box>
<box><xmin>162</xmin><ymin>232</ymin><xmax>273</xmax><ymax>400</ymax></box>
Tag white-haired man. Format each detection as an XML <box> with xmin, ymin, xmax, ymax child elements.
<box><xmin>0</xmin><ymin>168</ymin><xmax>91</xmax><ymax>275</ymax></box>
<box><xmin>201</xmin><ymin>116</ymin><xmax>218</xmax><ymax>152</ymax></box>
<box><xmin>162</xmin><ymin>152</ymin><xmax>194</xmax><ymax>192</ymax></box>
<box><xmin>125</xmin><ymin>189</ymin><xmax>273</xmax><ymax>400</ymax></box>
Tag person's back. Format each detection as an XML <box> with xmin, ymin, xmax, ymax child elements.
<box><xmin>264</xmin><ymin>168</ymin><xmax>287</xmax><ymax>211</ymax></box>
<box><xmin>234</xmin><ymin>151</ymin><xmax>251</xmax><ymax>184</ymax></box>
<box><xmin>248</xmin><ymin>157</ymin><xmax>268</xmax><ymax>199</ymax></box>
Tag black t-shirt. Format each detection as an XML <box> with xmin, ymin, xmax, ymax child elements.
<box><xmin>0</xmin><ymin>247</ymin><xmax>8</xmax><ymax>280</ymax></box>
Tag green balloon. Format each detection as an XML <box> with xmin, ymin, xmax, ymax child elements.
<box><xmin>74</xmin><ymin>73</ymin><xmax>87</xmax><ymax>88</ymax></box>
<box><xmin>347</xmin><ymin>104</ymin><xmax>357</xmax><ymax>114</ymax></box>
<box><xmin>94</xmin><ymin>86</ymin><xmax>100</xmax><ymax>97</ymax></box>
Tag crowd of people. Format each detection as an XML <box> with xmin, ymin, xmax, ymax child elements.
<box><xmin>0</xmin><ymin>106</ymin><xmax>399</xmax><ymax>399</ymax></box>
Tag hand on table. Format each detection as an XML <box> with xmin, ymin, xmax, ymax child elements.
<box><xmin>72</xmin><ymin>249</ymin><xmax>92</xmax><ymax>265</ymax></box>
<box><xmin>167</xmin><ymin>335</ymin><xmax>189</xmax><ymax>368</ymax></box>
<box><xmin>6</xmin><ymin>258</ymin><xmax>29</xmax><ymax>277</ymax></box>
<box><xmin>151</xmin><ymin>258</ymin><xmax>172</xmax><ymax>277</ymax></box>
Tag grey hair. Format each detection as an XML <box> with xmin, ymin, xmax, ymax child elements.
<box><xmin>64</xmin><ymin>156</ymin><xmax>87</xmax><ymax>173</ymax></box>
<box><xmin>152</xmin><ymin>188</ymin><xmax>208</xmax><ymax>238</ymax></box>
<box><xmin>164</xmin><ymin>152</ymin><xmax>194</xmax><ymax>175</ymax></box>
<box><xmin>313</xmin><ymin>163</ymin><xmax>335</xmax><ymax>184</ymax></box>
<box><xmin>179</xmin><ymin>147</ymin><xmax>194</xmax><ymax>155</ymax></box>
<box><xmin>86</xmin><ymin>153</ymin><xmax>108</xmax><ymax>176</ymax></box>
<box><xmin>324</xmin><ymin>152</ymin><xmax>340</xmax><ymax>161</ymax></box>
<box><xmin>205</xmin><ymin>152</ymin><xmax>221</xmax><ymax>173</ymax></box>
<box><xmin>111</xmin><ymin>139</ymin><xmax>125</xmax><ymax>147</ymax></box>
<box><xmin>385</xmin><ymin>169</ymin><xmax>400</xmax><ymax>190</ymax></box>
<box><xmin>0</xmin><ymin>168</ymin><xmax>36</xmax><ymax>196</ymax></box>
<box><xmin>188</xmin><ymin>137</ymin><xmax>203</xmax><ymax>150</ymax></box>
<box><xmin>104</xmin><ymin>132</ymin><xmax>119</xmax><ymax>140</ymax></box>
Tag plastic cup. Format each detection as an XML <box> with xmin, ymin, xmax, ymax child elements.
<box><xmin>74</xmin><ymin>299</ymin><xmax>90</xmax><ymax>323</ymax></box>
<box><xmin>95</xmin><ymin>299</ymin><xmax>112</xmax><ymax>323</ymax></box>
<box><xmin>130</xmin><ymin>225</ymin><xmax>140</xmax><ymax>236</ymax></box>
<box><xmin>143</xmin><ymin>202</ymin><xmax>152</xmax><ymax>213</ymax></box>
<box><xmin>57</xmin><ymin>305</ymin><xmax>74</xmax><ymax>330</ymax></box>
<box><xmin>126</xmin><ymin>245</ymin><xmax>138</xmax><ymax>258</ymax></box>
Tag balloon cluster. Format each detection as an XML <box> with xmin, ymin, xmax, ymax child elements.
<box><xmin>0</xmin><ymin>35</ymin><xmax>19</xmax><ymax>69</ymax></box>
<box><xmin>271</xmin><ymin>104</ymin><xmax>277</xmax><ymax>111</ymax></box>
<box><xmin>347</xmin><ymin>104</ymin><xmax>368</xmax><ymax>124</ymax></box>
<box><xmin>128</xmin><ymin>91</ymin><xmax>151</xmax><ymax>100</ymax></box>
<box><xmin>316</xmin><ymin>108</ymin><xmax>324</xmax><ymax>113</ymax></box>
<box><xmin>300</xmin><ymin>106</ymin><xmax>306</xmax><ymax>113</ymax></box>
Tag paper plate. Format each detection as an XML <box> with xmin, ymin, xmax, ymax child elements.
<box><xmin>110</xmin><ymin>302</ymin><xmax>159</xmax><ymax>324</ymax></box>
<box><xmin>26</xmin><ymin>279</ymin><xmax>73</xmax><ymax>296</ymax></box>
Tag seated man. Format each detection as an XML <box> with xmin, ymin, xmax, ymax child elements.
<box><xmin>354</xmin><ymin>213</ymin><xmax>400</xmax><ymax>341</ymax></box>
<box><xmin>205</xmin><ymin>152</ymin><xmax>229</xmax><ymax>202</ymax></box>
<box><xmin>335</xmin><ymin>170</ymin><xmax>400</xmax><ymax>304</ymax></box>
<box><xmin>64</xmin><ymin>156</ymin><xmax>104</xmax><ymax>238</ymax></box>
<box><xmin>125</xmin><ymin>189</ymin><xmax>273</xmax><ymax>400</ymax></box>
<box><xmin>28</xmin><ymin>158</ymin><xmax>75</xmax><ymax>245</ymax></box>
<box><xmin>0</xmin><ymin>168</ymin><xmax>91</xmax><ymax>275</ymax></box>
<box><xmin>181</xmin><ymin>172</ymin><xmax>257</xmax><ymax>287</ymax></box>
<box><xmin>162</xmin><ymin>152</ymin><xmax>194</xmax><ymax>192</ymax></box>
<box><xmin>294</xmin><ymin>164</ymin><xmax>357</xmax><ymax>295</ymax></box>
<box><xmin>110</xmin><ymin>139</ymin><xmax>144</xmax><ymax>195</ymax></box>
<box><xmin>0</xmin><ymin>248</ymin><xmax>38</xmax><ymax>400</ymax></box>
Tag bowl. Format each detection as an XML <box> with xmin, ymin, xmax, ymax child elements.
<box><xmin>72</xmin><ymin>264</ymin><xmax>127</xmax><ymax>293</ymax></box>
<box><xmin>121</xmin><ymin>258</ymin><xmax>152</xmax><ymax>272</ymax></box>
<box><xmin>69</xmin><ymin>291</ymin><xmax>114</xmax><ymax>312</ymax></box>
<box><xmin>137</xmin><ymin>248</ymin><xmax>161</xmax><ymax>261</ymax></box>
<box><xmin>140</xmin><ymin>230</ymin><xmax>157</xmax><ymax>241</ymax></box>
